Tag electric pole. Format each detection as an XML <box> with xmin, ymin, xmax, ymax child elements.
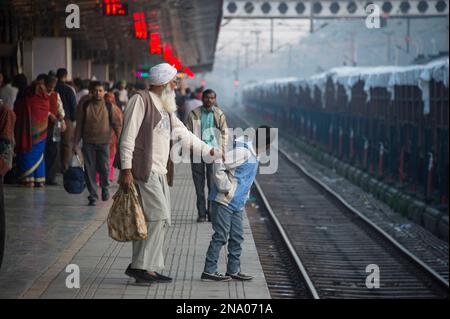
<box><xmin>286</xmin><ymin>43</ymin><xmax>293</xmax><ymax>75</ymax></box>
<box><xmin>251</xmin><ymin>30</ymin><xmax>261</xmax><ymax>62</ymax></box>
<box><xmin>270</xmin><ymin>18</ymin><xmax>274</xmax><ymax>53</ymax></box>
<box><xmin>384</xmin><ymin>31</ymin><xmax>394</xmax><ymax>64</ymax></box>
<box><xmin>242</xmin><ymin>42</ymin><xmax>250</xmax><ymax>68</ymax></box>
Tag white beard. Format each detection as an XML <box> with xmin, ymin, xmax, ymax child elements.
<box><xmin>160</xmin><ymin>86</ymin><xmax>177</xmax><ymax>114</ymax></box>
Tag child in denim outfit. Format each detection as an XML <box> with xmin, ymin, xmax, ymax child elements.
<box><xmin>201</xmin><ymin>125</ymin><xmax>274</xmax><ymax>281</ymax></box>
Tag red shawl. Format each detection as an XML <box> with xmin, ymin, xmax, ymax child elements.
<box><xmin>14</xmin><ymin>86</ymin><xmax>49</xmax><ymax>153</ymax></box>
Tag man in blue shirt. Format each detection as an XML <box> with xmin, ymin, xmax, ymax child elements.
<box><xmin>201</xmin><ymin>125</ymin><xmax>275</xmax><ymax>281</ymax></box>
<box><xmin>186</xmin><ymin>90</ymin><xmax>228</xmax><ymax>222</ymax></box>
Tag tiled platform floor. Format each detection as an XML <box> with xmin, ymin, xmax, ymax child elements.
<box><xmin>1</xmin><ymin>164</ymin><xmax>270</xmax><ymax>299</ymax></box>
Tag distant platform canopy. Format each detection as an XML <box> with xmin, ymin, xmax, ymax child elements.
<box><xmin>0</xmin><ymin>0</ymin><xmax>223</xmax><ymax>75</ymax></box>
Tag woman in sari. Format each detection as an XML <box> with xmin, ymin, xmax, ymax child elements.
<box><xmin>14</xmin><ymin>80</ymin><xmax>50</xmax><ymax>187</ymax></box>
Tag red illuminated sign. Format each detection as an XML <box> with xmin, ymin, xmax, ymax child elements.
<box><xmin>130</xmin><ymin>8</ymin><xmax>193</xmax><ymax>79</ymax></box>
<box><xmin>133</xmin><ymin>12</ymin><xmax>148</xmax><ymax>39</ymax></box>
<box><xmin>103</xmin><ymin>0</ymin><xmax>128</xmax><ymax>16</ymax></box>
<box><xmin>170</xmin><ymin>57</ymin><xmax>183</xmax><ymax>71</ymax></box>
<box><xmin>183</xmin><ymin>67</ymin><xmax>195</xmax><ymax>78</ymax></box>
<box><xmin>159</xmin><ymin>43</ymin><xmax>195</xmax><ymax>77</ymax></box>
<box><xmin>163</xmin><ymin>43</ymin><xmax>173</xmax><ymax>60</ymax></box>
<box><xmin>162</xmin><ymin>44</ymin><xmax>182</xmax><ymax>71</ymax></box>
<box><xmin>149</xmin><ymin>33</ymin><xmax>162</xmax><ymax>54</ymax></box>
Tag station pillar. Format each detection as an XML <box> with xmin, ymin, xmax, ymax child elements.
<box><xmin>22</xmin><ymin>37</ymin><xmax>73</xmax><ymax>80</ymax></box>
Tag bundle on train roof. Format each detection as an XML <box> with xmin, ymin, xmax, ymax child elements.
<box><xmin>244</xmin><ymin>58</ymin><xmax>449</xmax><ymax>114</ymax></box>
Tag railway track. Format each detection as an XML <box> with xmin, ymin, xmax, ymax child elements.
<box><xmin>230</xmin><ymin>113</ymin><xmax>449</xmax><ymax>299</ymax></box>
<box><xmin>245</xmin><ymin>193</ymin><xmax>312</xmax><ymax>298</ymax></box>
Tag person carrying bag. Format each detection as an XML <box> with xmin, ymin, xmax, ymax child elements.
<box><xmin>63</xmin><ymin>154</ymin><xmax>86</xmax><ymax>194</ymax></box>
<box><xmin>107</xmin><ymin>183</ymin><xmax>147</xmax><ymax>242</ymax></box>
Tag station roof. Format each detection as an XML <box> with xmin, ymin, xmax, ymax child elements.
<box><xmin>3</xmin><ymin>0</ymin><xmax>223</xmax><ymax>73</ymax></box>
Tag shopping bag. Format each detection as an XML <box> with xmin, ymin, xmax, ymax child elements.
<box><xmin>107</xmin><ymin>184</ymin><xmax>147</xmax><ymax>242</ymax></box>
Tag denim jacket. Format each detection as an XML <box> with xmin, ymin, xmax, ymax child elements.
<box><xmin>208</xmin><ymin>136</ymin><xmax>259</xmax><ymax>212</ymax></box>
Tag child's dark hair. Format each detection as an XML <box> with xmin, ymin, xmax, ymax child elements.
<box><xmin>255</xmin><ymin>125</ymin><xmax>275</xmax><ymax>149</ymax></box>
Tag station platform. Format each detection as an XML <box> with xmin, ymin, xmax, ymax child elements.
<box><xmin>1</xmin><ymin>164</ymin><xmax>271</xmax><ymax>299</ymax></box>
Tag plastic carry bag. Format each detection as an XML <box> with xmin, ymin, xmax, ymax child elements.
<box><xmin>107</xmin><ymin>184</ymin><xmax>147</xmax><ymax>242</ymax></box>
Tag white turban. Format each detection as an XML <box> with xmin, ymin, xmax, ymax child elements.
<box><xmin>148</xmin><ymin>63</ymin><xmax>177</xmax><ymax>86</ymax></box>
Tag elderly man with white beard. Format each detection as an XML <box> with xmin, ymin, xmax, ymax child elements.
<box><xmin>119</xmin><ymin>63</ymin><xmax>220</xmax><ymax>285</ymax></box>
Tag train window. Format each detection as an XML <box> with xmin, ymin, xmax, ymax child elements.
<box><xmin>430</xmin><ymin>80</ymin><xmax>449</xmax><ymax>128</ymax></box>
<box><xmin>336</xmin><ymin>84</ymin><xmax>348</xmax><ymax>112</ymax></box>
<box><xmin>325</xmin><ymin>78</ymin><xmax>335</xmax><ymax>111</ymax></box>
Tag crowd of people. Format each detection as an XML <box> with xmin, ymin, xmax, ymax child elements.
<box><xmin>0</xmin><ymin>69</ymin><xmax>207</xmax><ymax>202</ymax></box>
<box><xmin>1</xmin><ymin>69</ymin><xmax>121</xmax><ymax>192</ymax></box>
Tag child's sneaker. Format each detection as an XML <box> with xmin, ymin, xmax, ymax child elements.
<box><xmin>226</xmin><ymin>272</ymin><xmax>254</xmax><ymax>281</ymax></box>
<box><xmin>201</xmin><ymin>272</ymin><xmax>232</xmax><ymax>281</ymax></box>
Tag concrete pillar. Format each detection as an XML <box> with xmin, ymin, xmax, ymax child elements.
<box><xmin>91</xmin><ymin>63</ymin><xmax>109</xmax><ymax>82</ymax></box>
<box><xmin>72</xmin><ymin>59</ymin><xmax>92</xmax><ymax>79</ymax></box>
<box><xmin>22</xmin><ymin>40</ymin><xmax>33</xmax><ymax>80</ymax></box>
<box><xmin>22</xmin><ymin>37</ymin><xmax>73</xmax><ymax>81</ymax></box>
